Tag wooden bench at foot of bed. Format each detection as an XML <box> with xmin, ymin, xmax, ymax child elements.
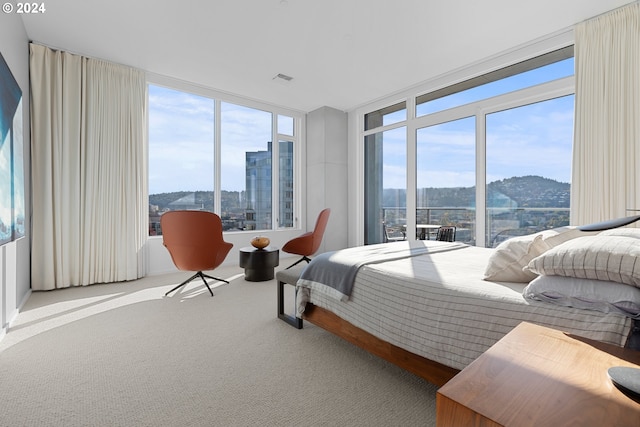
<box><xmin>303</xmin><ymin>303</ymin><xmax>460</xmax><ymax>387</ymax></box>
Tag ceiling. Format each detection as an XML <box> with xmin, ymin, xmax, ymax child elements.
<box><xmin>21</xmin><ymin>0</ymin><xmax>635</xmax><ymax>113</ymax></box>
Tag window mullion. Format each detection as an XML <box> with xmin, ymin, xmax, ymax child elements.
<box><xmin>475</xmin><ymin>108</ymin><xmax>487</xmax><ymax>248</ymax></box>
<box><xmin>272</xmin><ymin>114</ymin><xmax>279</xmax><ymax>230</ymax></box>
<box><xmin>214</xmin><ymin>99</ymin><xmax>222</xmax><ymax>216</ymax></box>
<box><xmin>406</xmin><ymin>97</ymin><xmax>417</xmax><ymax>241</ymax></box>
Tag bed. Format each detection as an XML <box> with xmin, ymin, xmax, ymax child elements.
<box><xmin>294</xmin><ymin>222</ymin><xmax>640</xmax><ymax>386</ymax></box>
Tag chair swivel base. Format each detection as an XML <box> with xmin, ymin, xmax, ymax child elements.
<box><xmin>284</xmin><ymin>256</ymin><xmax>311</xmax><ymax>270</ymax></box>
<box><xmin>165</xmin><ymin>271</ymin><xmax>229</xmax><ymax>297</ymax></box>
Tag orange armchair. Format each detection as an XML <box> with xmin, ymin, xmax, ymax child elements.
<box><xmin>282</xmin><ymin>208</ymin><xmax>331</xmax><ymax>269</ymax></box>
<box><xmin>161</xmin><ymin>210</ymin><xmax>233</xmax><ymax>297</ymax></box>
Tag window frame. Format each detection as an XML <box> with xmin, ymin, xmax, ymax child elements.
<box><xmin>355</xmin><ymin>32</ymin><xmax>576</xmax><ymax>247</ymax></box>
<box><xmin>415</xmin><ymin>45</ymin><xmax>573</xmax><ymax>113</ymax></box>
<box><xmin>146</xmin><ymin>73</ymin><xmax>304</xmax><ymax>236</ymax></box>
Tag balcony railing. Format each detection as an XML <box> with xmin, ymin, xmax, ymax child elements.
<box><xmin>381</xmin><ymin>207</ymin><xmax>570</xmax><ymax>247</ymax></box>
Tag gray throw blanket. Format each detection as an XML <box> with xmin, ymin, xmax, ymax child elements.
<box><xmin>297</xmin><ymin>240</ymin><xmax>466</xmax><ymax>302</ymax></box>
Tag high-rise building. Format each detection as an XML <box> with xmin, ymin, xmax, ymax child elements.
<box><xmin>245</xmin><ymin>142</ymin><xmax>272</xmax><ymax>230</ymax></box>
<box><xmin>278</xmin><ymin>141</ymin><xmax>294</xmax><ymax>228</ymax></box>
<box><xmin>245</xmin><ymin>141</ymin><xmax>294</xmax><ymax>230</ymax></box>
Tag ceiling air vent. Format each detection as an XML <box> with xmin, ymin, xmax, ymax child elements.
<box><xmin>273</xmin><ymin>73</ymin><xmax>294</xmax><ymax>84</ymax></box>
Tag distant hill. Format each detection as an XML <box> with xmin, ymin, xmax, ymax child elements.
<box><xmin>383</xmin><ymin>175</ymin><xmax>569</xmax><ymax>208</ymax></box>
<box><xmin>488</xmin><ymin>175</ymin><xmax>569</xmax><ymax>208</ymax></box>
<box><xmin>150</xmin><ymin>176</ymin><xmax>570</xmax><ymax>212</ymax></box>
<box><xmin>149</xmin><ymin>190</ymin><xmax>244</xmax><ymax>213</ymax></box>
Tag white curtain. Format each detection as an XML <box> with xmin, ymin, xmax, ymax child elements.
<box><xmin>571</xmin><ymin>2</ymin><xmax>640</xmax><ymax>225</ymax></box>
<box><xmin>30</xmin><ymin>44</ymin><xmax>148</xmax><ymax>290</ymax></box>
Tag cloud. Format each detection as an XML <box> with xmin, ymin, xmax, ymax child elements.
<box><xmin>380</xmin><ymin>93</ymin><xmax>573</xmax><ymax>190</ymax></box>
<box><xmin>148</xmin><ymin>86</ymin><xmax>275</xmax><ymax>193</ymax></box>
<box><xmin>486</xmin><ymin>95</ymin><xmax>573</xmax><ymax>183</ymax></box>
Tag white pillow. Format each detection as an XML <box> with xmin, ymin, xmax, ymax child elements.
<box><xmin>539</xmin><ymin>226</ymin><xmax>599</xmax><ymax>249</ymax></box>
<box><xmin>483</xmin><ymin>234</ymin><xmax>548</xmax><ymax>282</ymax></box>
<box><xmin>526</xmin><ymin>235</ymin><xmax>640</xmax><ymax>288</ymax></box>
<box><xmin>599</xmin><ymin>228</ymin><xmax>640</xmax><ymax>239</ymax></box>
<box><xmin>523</xmin><ymin>275</ymin><xmax>640</xmax><ymax>318</ymax></box>
<box><xmin>483</xmin><ymin>227</ymin><xmax>595</xmax><ymax>283</ymax></box>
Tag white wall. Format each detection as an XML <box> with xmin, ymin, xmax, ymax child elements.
<box><xmin>0</xmin><ymin>13</ymin><xmax>31</xmax><ymax>338</ymax></box>
<box><xmin>306</xmin><ymin>106</ymin><xmax>349</xmax><ymax>253</ymax></box>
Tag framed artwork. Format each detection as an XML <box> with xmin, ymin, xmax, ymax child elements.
<box><xmin>0</xmin><ymin>50</ymin><xmax>24</xmax><ymax>245</ymax></box>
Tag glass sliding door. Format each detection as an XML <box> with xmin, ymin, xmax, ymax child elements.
<box><xmin>364</xmin><ymin>127</ymin><xmax>407</xmax><ymax>244</ymax></box>
<box><xmin>416</xmin><ymin>117</ymin><xmax>476</xmax><ymax>243</ymax></box>
<box><xmin>486</xmin><ymin>95</ymin><xmax>574</xmax><ymax>247</ymax></box>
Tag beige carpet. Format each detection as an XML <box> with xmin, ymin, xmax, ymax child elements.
<box><xmin>0</xmin><ymin>265</ymin><xmax>437</xmax><ymax>426</ymax></box>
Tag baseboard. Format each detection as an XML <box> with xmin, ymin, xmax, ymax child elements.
<box><xmin>0</xmin><ymin>288</ymin><xmax>32</xmax><ymax>344</ymax></box>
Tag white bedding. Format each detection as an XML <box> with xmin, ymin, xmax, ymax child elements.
<box><xmin>296</xmin><ymin>241</ymin><xmax>633</xmax><ymax>371</ymax></box>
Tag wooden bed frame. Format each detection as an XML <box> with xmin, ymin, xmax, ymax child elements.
<box><xmin>303</xmin><ymin>303</ymin><xmax>460</xmax><ymax>387</ymax></box>
<box><xmin>296</xmin><ymin>216</ymin><xmax>640</xmax><ymax>388</ymax></box>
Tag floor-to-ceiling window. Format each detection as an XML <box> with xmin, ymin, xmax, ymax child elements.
<box><xmin>220</xmin><ymin>102</ymin><xmax>273</xmax><ymax>231</ymax></box>
<box><xmin>362</xmin><ymin>45</ymin><xmax>575</xmax><ymax>247</ymax></box>
<box><xmin>364</xmin><ymin>103</ymin><xmax>407</xmax><ymax>245</ymax></box>
<box><xmin>148</xmin><ymin>85</ymin><xmax>214</xmax><ymax>235</ymax></box>
<box><xmin>148</xmin><ymin>82</ymin><xmax>301</xmax><ymax>236</ymax></box>
<box><xmin>486</xmin><ymin>95</ymin><xmax>574</xmax><ymax>246</ymax></box>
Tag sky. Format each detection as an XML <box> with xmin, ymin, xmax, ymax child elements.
<box><xmin>148</xmin><ymin>86</ymin><xmax>214</xmax><ymax>194</ymax></box>
<box><xmin>148</xmin><ymin>86</ymin><xmax>279</xmax><ymax>194</ymax></box>
<box><xmin>149</xmin><ymin>57</ymin><xmax>575</xmax><ymax>196</ymax></box>
<box><xmin>380</xmin><ymin>58</ymin><xmax>575</xmax><ymax>190</ymax></box>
